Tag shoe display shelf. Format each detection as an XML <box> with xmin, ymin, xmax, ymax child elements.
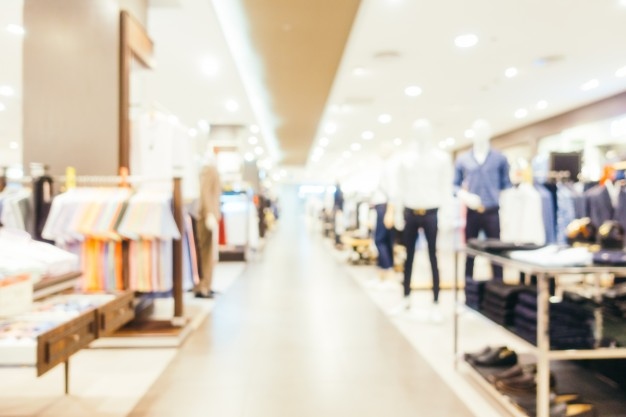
<box><xmin>453</xmin><ymin>247</ymin><xmax>626</xmax><ymax>417</ymax></box>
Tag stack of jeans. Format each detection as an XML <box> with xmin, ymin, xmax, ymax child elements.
<box><xmin>465</xmin><ymin>280</ymin><xmax>485</xmax><ymax>310</ymax></box>
<box><xmin>481</xmin><ymin>282</ymin><xmax>527</xmax><ymax>326</ymax></box>
<box><xmin>514</xmin><ymin>289</ymin><xmax>595</xmax><ymax>349</ymax></box>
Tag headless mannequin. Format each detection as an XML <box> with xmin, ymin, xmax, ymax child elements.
<box><xmin>390</xmin><ymin>119</ymin><xmax>453</xmax><ymax>320</ymax></box>
<box><xmin>371</xmin><ymin>143</ymin><xmax>397</xmax><ymax>285</ymax></box>
<box><xmin>195</xmin><ymin>154</ymin><xmax>222</xmax><ymax>298</ymax></box>
<box><xmin>454</xmin><ymin>119</ymin><xmax>511</xmax><ymax>281</ymax></box>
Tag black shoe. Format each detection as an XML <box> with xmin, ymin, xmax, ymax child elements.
<box><xmin>194</xmin><ymin>292</ymin><xmax>214</xmax><ymax>299</ymax></box>
<box><xmin>464</xmin><ymin>346</ymin><xmax>503</xmax><ymax>364</ymax></box>
<box><xmin>474</xmin><ymin>346</ymin><xmax>518</xmax><ymax>367</ymax></box>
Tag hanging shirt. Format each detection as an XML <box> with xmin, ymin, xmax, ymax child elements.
<box><xmin>454</xmin><ymin>149</ymin><xmax>512</xmax><ymax>209</ymax></box>
<box><xmin>500</xmin><ymin>183</ymin><xmax>546</xmax><ymax>244</ymax></box>
<box><xmin>535</xmin><ymin>184</ymin><xmax>556</xmax><ymax>244</ymax></box>
<box><xmin>556</xmin><ymin>184</ymin><xmax>576</xmax><ymax>245</ymax></box>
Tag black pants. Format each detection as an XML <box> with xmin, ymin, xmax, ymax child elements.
<box><xmin>403</xmin><ymin>208</ymin><xmax>439</xmax><ymax>301</ymax></box>
<box><xmin>374</xmin><ymin>204</ymin><xmax>394</xmax><ymax>270</ymax></box>
<box><xmin>465</xmin><ymin>208</ymin><xmax>503</xmax><ymax>281</ymax></box>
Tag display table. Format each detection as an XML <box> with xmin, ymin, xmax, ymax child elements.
<box><xmin>0</xmin><ymin>291</ymin><xmax>134</xmax><ymax>394</ymax></box>
<box><xmin>453</xmin><ymin>247</ymin><xmax>626</xmax><ymax>417</ymax></box>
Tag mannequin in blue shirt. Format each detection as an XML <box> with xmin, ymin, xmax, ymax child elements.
<box><xmin>454</xmin><ymin>119</ymin><xmax>512</xmax><ymax>281</ymax></box>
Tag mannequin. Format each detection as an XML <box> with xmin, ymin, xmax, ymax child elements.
<box><xmin>370</xmin><ymin>143</ymin><xmax>398</xmax><ymax>286</ymax></box>
<box><xmin>195</xmin><ymin>152</ymin><xmax>222</xmax><ymax>298</ymax></box>
<box><xmin>390</xmin><ymin>119</ymin><xmax>453</xmax><ymax>319</ymax></box>
<box><xmin>454</xmin><ymin>119</ymin><xmax>511</xmax><ymax>281</ymax></box>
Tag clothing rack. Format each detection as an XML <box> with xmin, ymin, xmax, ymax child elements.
<box><xmin>53</xmin><ymin>175</ymin><xmax>185</xmax><ymax>321</ymax></box>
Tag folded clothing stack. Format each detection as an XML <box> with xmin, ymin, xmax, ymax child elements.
<box><xmin>465</xmin><ymin>280</ymin><xmax>485</xmax><ymax>310</ymax></box>
<box><xmin>602</xmin><ymin>283</ymin><xmax>626</xmax><ymax>319</ymax></box>
<box><xmin>481</xmin><ymin>282</ymin><xmax>527</xmax><ymax>326</ymax></box>
<box><xmin>513</xmin><ymin>289</ymin><xmax>595</xmax><ymax>349</ymax></box>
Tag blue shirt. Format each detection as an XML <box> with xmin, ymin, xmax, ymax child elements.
<box><xmin>453</xmin><ymin>150</ymin><xmax>511</xmax><ymax>209</ymax></box>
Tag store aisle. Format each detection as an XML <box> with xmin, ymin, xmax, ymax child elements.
<box><xmin>129</xmin><ymin>188</ymin><xmax>474</xmax><ymax>417</ymax></box>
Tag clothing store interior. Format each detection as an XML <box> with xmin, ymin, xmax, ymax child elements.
<box><xmin>2</xmin><ymin>1</ymin><xmax>626</xmax><ymax>417</ymax></box>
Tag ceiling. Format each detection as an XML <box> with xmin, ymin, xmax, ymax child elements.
<box><xmin>2</xmin><ymin>0</ymin><xmax>626</xmax><ymax>184</ymax></box>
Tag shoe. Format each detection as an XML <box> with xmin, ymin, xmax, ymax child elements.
<box><xmin>464</xmin><ymin>346</ymin><xmax>498</xmax><ymax>364</ymax></box>
<box><xmin>487</xmin><ymin>363</ymin><xmax>537</xmax><ymax>384</ymax></box>
<box><xmin>389</xmin><ymin>299</ymin><xmax>411</xmax><ymax>316</ymax></box>
<box><xmin>495</xmin><ymin>372</ymin><xmax>556</xmax><ymax>395</ymax></box>
<box><xmin>563</xmin><ymin>403</ymin><xmax>596</xmax><ymax>417</ymax></box>
<box><xmin>474</xmin><ymin>347</ymin><xmax>518</xmax><ymax>367</ymax></box>
<box><xmin>194</xmin><ymin>292</ymin><xmax>214</xmax><ymax>299</ymax></box>
<box><xmin>515</xmin><ymin>393</ymin><xmax>582</xmax><ymax>416</ymax></box>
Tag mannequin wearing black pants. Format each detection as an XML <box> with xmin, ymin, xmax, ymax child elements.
<box><xmin>464</xmin><ymin>208</ymin><xmax>503</xmax><ymax>281</ymax></box>
<box><xmin>374</xmin><ymin>204</ymin><xmax>394</xmax><ymax>271</ymax></box>
<box><xmin>403</xmin><ymin>208</ymin><xmax>439</xmax><ymax>302</ymax></box>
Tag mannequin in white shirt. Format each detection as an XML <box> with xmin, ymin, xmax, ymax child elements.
<box><xmin>389</xmin><ymin>119</ymin><xmax>453</xmax><ymax>321</ymax></box>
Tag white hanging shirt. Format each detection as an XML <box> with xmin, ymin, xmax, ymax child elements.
<box><xmin>499</xmin><ymin>183</ymin><xmax>546</xmax><ymax>245</ymax></box>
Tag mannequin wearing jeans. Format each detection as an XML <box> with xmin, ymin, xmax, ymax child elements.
<box><xmin>454</xmin><ymin>119</ymin><xmax>511</xmax><ymax>281</ymax></box>
<box><xmin>370</xmin><ymin>143</ymin><xmax>398</xmax><ymax>286</ymax></box>
<box><xmin>389</xmin><ymin>119</ymin><xmax>453</xmax><ymax>319</ymax></box>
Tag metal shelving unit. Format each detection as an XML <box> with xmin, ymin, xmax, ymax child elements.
<box><xmin>453</xmin><ymin>247</ymin><xmax>626</xmax><ymax>417</ymax></box>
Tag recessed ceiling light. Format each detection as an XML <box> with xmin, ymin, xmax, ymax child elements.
<box><xmin>201</xmin><ymin>57</ymin><xmax>220</xmax><ymax>77</ymax></box>
<box><xmin>352</xmin><ymin>67</ymin><xmax>367</xmax><ymax>76</ymax></box>
<box><xmin>319</xmin><ymin>137</ymin><xmax>329</xmax><ymax>147</ymax></box>
<box><xmin>351</xmin><ymin>142</ymin><xmax>362</xmax><ymax>151</ymax></box>
<box><xmin>249</xmin><ymin>124</ymin><xmax>260</xmax><ymax>133</ymax></box>
<box><xmin>446</xmin><ymin>137</ymin><xmax>456</xmax><ymax>146</ymax></box>
<box><xmin>0</xmin><ymin>102</ymin><xmax>5</xmax><ymax>112</ymax></box>
<box><xmin>404</xmin><ymin>85</ymin><xmax>422</xmax><ymax>97</ymax></box>
<box><xmin>254</xmin><ymin>146</ymin><xmax>264</xmax><ymax>156</ymax></box>
<box><xmin>616</xmin><ymin>66</ymin><xmax>626</xmax><ymax>78</ymax></box>
<box><xmin>5</xmin><ymin>24</ymin><xmax>25</xmax><ymax>36</ymax></box>
<box><xmin>244</xmin><ymin>152</ymin><xmax>255</xmax><ymax>162</ymax></box>
<box><xmin>454</xmin><ymin>33</ymin><xmax>478</xmax><ymax>48</ymax></box>
<box><xmin>464</xmin><ymin>129</ymin><xmax>475</xmax><ymax>139</ymax></box>
<box><xmin>580</xmin><ymin>79</ymin><xmax>599</xmax><ymax>91</ymax></box>
<box><xmin>271</xmin><ymin>173</ymin><xmax>281</xmax><ymax>181</ymax></box>
<box><xmin>324</xmin><ymin>122</ymin><xmax>337</xmax><ymax>135</ymax></box>
<box><xmin>361</xmin><ymin>131</ymin><xmax>374</xmax><ymax>140</ymax></box>
<box><xmin>393</xmin><ymin>137</ymin><xmax>402</xmax><ymax>146</ymax></box>
<box><xmin>514</xmin><ymin>108</ymin><xmax>529</xmax><ymax>119</ymax></box>
<box><xmin>312</xmin><ymin>154</ymin><xmax>321</xmax><ymax>162</ymax></box>
<box><xmin>536</xmin><ymin>100</ymin><xmax>548</xmax><ymax>110</ymax></box>
<box><xmin>378</xmin><ymin>113</ymin><xmax>392</xmax><ymax>124</ymax></box>
<box><xmin>225</xmin><ymin>99</ymin><xmax>239</xmax><ymax>112</ymax></box>
<box><xmin>188</xmin><ymin>128</ymin><xmax>198</xmax><ymax>137</ymax></box>
<box><xmin>0</xmin><ymin>86</ymin><xmax>15</xmax><ymax>97</ymax></box>
<box><xmin>438</xmin><ymin>141</ymin><xmax>447</xmax><ymax>149</ymax></box>
<box><xmin>248</xmin><ymin>136</ymin><xmax>258</xmax><ymax>145</ymax></box>
<box><xmin>620</xmin><ymin>0</ymin><xmax>626</xmax><ymax>7</ymax></box>
<box><xmin>313</xmin><ymin>147</ymin><xmax>324</xmax><ymax>156</ymax></box>
<box><xmin>504</xmin><ymin>67</ymin><xmax>518</xmax><ymax>78</ymax></box>
<box><xmin>342</xmin><ymin>151</ymin><xmax>352</xmax><ymax>159</ymax></box>
<box><xmin>198</xmin><ymin>120</ymin><xmax>210</xmax><ymax>131</ymax></box>
<box><xmin>168</xmin><ymin>115</ymin><xmax>179</xmax><ymax>124</ymax></box>
<box><xmin>280</xmin><ymin>169</ymin><xmax>287</xmax><ymax>177</ymax></box>
<box><xmin>9</xmin><ymin>141</ymin><xmax>18</xmax><ymax>150</ymax></box>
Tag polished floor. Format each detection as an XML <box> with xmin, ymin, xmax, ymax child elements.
<box><xmin>129</xmin><ymin>193</ymin><xmax>475</xmax><ymax>417</ymax></box>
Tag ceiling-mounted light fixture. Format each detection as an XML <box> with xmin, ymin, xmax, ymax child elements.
<box><xmin>616</xmin><ymin>66</ymin><xmax>626</xmax><ymax>78</ymax></box>
<box><xmin>201</xmin><ymin>56</ymin><xmax>220</xmax><ymax>77</ymax></box>
<box><xmin>225</xmin><ymin>99</ymin><xmax>240</xmax><ymax>112</ymax></box>
<box><xmin>249</xmin><ymin>124</ymin><xmax>260</xmax><ymax>133</ymax></box>
<box><xmin>404</xmin><ymin>85</ymin><xmax>422</xmax><ymax>97</ymax></box>
<box><xmin>351</xmin><ymin>143</ymin><xmax>362</xmax><ymax>151</ymax></box>
<box><xmin>319</xmin><ymin>137</ymin><xmax>329</xmax><ymax>147</ymax></box>
<box><xmin>378</xmin><ymin>113</ymin><xmax>392</xmax><ymax>124</ymax></box>
<box><xmin>9</xmin><ymin>141</ymin><xmax>18</xmax><ymax>150</ymax></box>
<box><xmin>324</xmin><ymin>122</ymin><xmax>337</xmax><ymax>135</ymax></box>
<box><xmin>248</xmin><ymin>136</ymin><xmax>258</xmax><ymax>145</ymax></box>
<box><xmin>580</xmin><ymin>79</ymin><xmax>599</xmax><ymax>91</ymax></box>
<box><xmin>504</xmin><ymin>67</ymin><xmax>518</xmax><ymax>78</ymax></box>
<box><xmin>536</xmin><ymin>100</ymin><xmax>548</xmax><ymax>110</ymax></box>
<box><xmin>0</xmin><ymin>86</ymin><xmax>15</xmax><ymax>97</ymax></box>
<box><xmin>254</xmin><ymin>146</ymin><xmax>264</xmax><ymax>155</ymax></box>
<box><xmin>198</xmin><ymin>120</ymin><xmax>210</xmax><ymax>131</ymax></box>
<box><xmin>5</xmin><ymin>24</ymin><xmax>25</xmax><ymax>36</ymax></box>
<box><xmin>244</xmin><ymin>152</ymin><xmax>255</xmax><ymax>162</ymax></box>
<box><xmin>393</xmin><ymin>138</ymin><xmax>402</xmax><ymax>146</ymax></box>
<box><xmin>514</xmin><ymin>108</ymin><xmax>528</xmax><ymax>119</ymax></box>
<box><xmin>464</xmin><ymin>129</ymin><xmax>475</xmax><ymax>139</ymax></box>
<box><xmin>454</xmin><ymin>33</ymin><xmax>478</xmax><ymax>48</ymax></box>
<box><xmin>188</xmin><ymin>128</ymin><xmax>198</xmax><ymax>137</ymax></box>
<box><xmin>361</xmin><ymin>130</ymin><xmax>374</xmax><ymax>140</ymax></box>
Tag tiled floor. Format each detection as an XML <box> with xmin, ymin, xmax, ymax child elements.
<box><xmin>128</xmin><ymin>195</ymin><xmax>476</xmax><ymax>417</ymax></box>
